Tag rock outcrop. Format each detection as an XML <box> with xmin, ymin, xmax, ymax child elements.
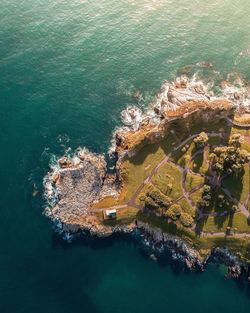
<box><xmin>44</xmin><ymin>149</ymin><xmax>107</xmax><ymax>225</ymax></box>
<box><xmin>44</xmin><ymin>76</ymin><xmax>246</xmax><ymax>238</ymax></box>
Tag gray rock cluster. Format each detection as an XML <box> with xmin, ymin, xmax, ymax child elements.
<box><xmin>44</xmin><ymin>149</ymin><xmax>107</xmax><ymax>224</ymax></box>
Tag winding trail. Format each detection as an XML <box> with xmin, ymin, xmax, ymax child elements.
<box><xmin>225</xmin><ymin>117</ymin><xmax>250</xmax><ymax>129</ymax></box>
<box><xmin>200</xmin><ymin>231</ymin><xmax>250</xmax><ymax>238</ymax></box>
<box><xmin>94</xmin><ymin>129</ymin><xmax>250</xmax><ymax>237</ymax></box>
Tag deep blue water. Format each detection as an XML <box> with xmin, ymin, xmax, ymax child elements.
<box><xmin>0</xmin><ymin>1</ymin><xmax>250</xmax><ymax>312</ymax></box>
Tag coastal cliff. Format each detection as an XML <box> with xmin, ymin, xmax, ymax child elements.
<box><xmin>44</xmin><ymin>76</ymin><xmax>250</xmax><ymax>273</ymax></box>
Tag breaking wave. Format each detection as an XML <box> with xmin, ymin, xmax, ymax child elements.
<box><xmin>108</xmin><ymin>71</ymin><xmax>250</xmax><ymax>156</ymax></box>
<box><xmin>44</xmin><ymin>67</ymin><xmax>250</xmax><ymax>202</ymax></box>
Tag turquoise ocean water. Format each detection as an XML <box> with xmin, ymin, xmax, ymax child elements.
<box><xmin>0</xmin><ymin>1</ymin><xmax>250</xmax><ymax>312</ymax></box>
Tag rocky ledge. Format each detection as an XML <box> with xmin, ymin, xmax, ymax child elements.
<box><xmin>43</xmin><ymin>75</ymin><xmax>250</xmax><ymax>276</ymax></box>
<box><xmin>44</xmin><ymin>148</ymin><xmax>119</xmax><ymax>227</ymax></box>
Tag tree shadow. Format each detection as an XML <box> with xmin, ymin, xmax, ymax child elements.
<box><xmin>210</xmin><ymin>186</ymin><xmax>238</xmax><ymax>230</ymax></box>
<box><xmin>227</xmin><ymin>212</ymin><xmax>234</xmax><ymax>227</ymax></box>
<box><xmin>247</xmin><ymin>216</ymin><xmax>250</xmax><ymax>226</ymax></box>
<box><xmin>129</xmin><ymin>141</ymin><xmax>160</xmax><ymax>165</ymax></box>
<box><xmin>168</xmin><ymin>119</ymin><xmax>191</xmax><ymax>142</ymax></box>
<box><xmin>221</xmin><ymin>171</ymin><xmax>244</xmax><ymax>202</ymax></box>
<box><xmin>195</xmin><ymin>214</ymin><xmax>208</xmax><ymax>235</ymax></box>
<box><xmin>194</xmin><ymin>182</ymin><xmax>237</xmax><ymax>233</ymax></box>
<box><xmin>170</xmin><ymin>139</ymin><xmax>198</xmax><ymax>168</ymax></box>
<box><xmin>214</xmin><ymin>215</ymin><xmax>228</xmax><ymax>230</ymax></box>
<box><xmin>192</xmin><ymin>151</ymin><xmax>204</xmax><ymax>173</ymax></box>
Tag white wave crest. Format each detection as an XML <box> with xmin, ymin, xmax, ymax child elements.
<box><xmin>120</xmin><ymin>105</ymin><xmax>144</xmax><ymax>130</ymax></box>
<box><xmin>113</xmin><ymin>73</ymin><xmax>250</xmax><ymax>153</ymax></box>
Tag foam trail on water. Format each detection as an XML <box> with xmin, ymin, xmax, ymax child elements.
<box><xmin>120</xmin><ymin>105</ymin><xmax>144</xmax><ymax>130</ymax></box>
<box><xmin>108</xmin><ymin>73</ymin><xmax>250</xmax><ymax>157</ymax></box>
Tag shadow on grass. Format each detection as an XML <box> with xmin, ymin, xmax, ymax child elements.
<box><xmin>195</xmin><ymin>216</ymin><xmax>208</xmax><ymax>235</ymax></box>
<box><xmin>194</xmin><ymin>184</ymin><xmax>238</xmax><ymax>234</ymax></box>
<box><xmin>221</xmin><ymin>171</ymin><xmax>244</xmax><ymax>202</ymax></box>
<box><xmin>128</xmin><ymin>141</ymin><xmax>160</xmax><ymax>166</ymax></box>
<box><xmin>192</xmin><ymin>150</ymin><xmax>203</xmax><ymax>173</ymax></box>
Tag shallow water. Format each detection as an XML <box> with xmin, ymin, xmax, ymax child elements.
<box><xmin>0</xmin><ymin>0</ymin><xmax>250</xmax><ymax>312</ymax></box>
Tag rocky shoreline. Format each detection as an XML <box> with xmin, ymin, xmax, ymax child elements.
<box><xmin>43</xmin><ymin>75</ymin><xmax>250</xmax><ymax>279</ymax></box>
<box><xmin>44</xmin><ymin>75</ymin><xmax>244</xmax><ymax>224</ymax></box>
<box><xmin>51</xmin><ymin>217</ymin><xmax>250</xmax><ymax>280</ymax></box>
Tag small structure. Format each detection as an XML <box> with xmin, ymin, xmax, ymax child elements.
<box><xmin>104</xmin><ymin>209</ymin><xmax>117</xmax><ymax>220</ymax></box>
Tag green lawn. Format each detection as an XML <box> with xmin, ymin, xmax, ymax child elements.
<box><xmin>222</xmin><ymin>164</ymin><xmax>249</xmax><ymax>204</ymax></box>
<box><xmin>137</xmin><ymin>211</ymin><xmax>196</xmax><ymax>240</ymax></box>
<box><xmin>177</xmin><ymin>198</ymin><xmax>196</xmax><ymax>218</ymax></box>
<box><xmin>136</xmin><ymin>211</ymin><xmax>250</xmax><ymax>262</ymax></box>
<box><xmin>185</xmin><ymin>171</ymin><xmax>204</xmax><ymax>192</ymax></box>
<box><xmin>175</xmin><ymin>142</ymin><xmax>195</xmax><ymax>168</ymax></box>
<box><xmin>201</xmin><ymin>213</ymin><xmax>250</xmax><ymax>233</ymax></box>
<box><xmin>93</xmin><ymin>196</ymin><xmax>120</xmax><ymax>209</ymax></box>
<box><xmin>208</xmin><ymin>135</ymin><xmax>222</xmax><ymax>146</ymax></box>
<box><xmin>151</xmin><ymin>162</ymin><xmax>183</xmax><ymax>199</ymax></box>
<box><xmin>95</xmin><ymin>118</ymin><xmax>250</xmax><ymax>261</ymax></box>
<box><xmin>203</xmin><ymin>188</ymin><xmax>234</xmax><ymax>214</ymax></box>
<box><xmin>119</xmin><ymin>133</ymin><xmax>176</xmax><ymax>202</ymax></box>
<box><xmin>190</xmin><ymin>118</ymin><xmax>229</xmax><ymax>135</ymax></box>
<box><xmin>100</xmin><ymin>207</ymin><xmax>139</xmax><ymax>226</ymax></box>
<box><xmin>189</xmin><ymin>188</ymin><xmax>204</xmax><ymax>205</ymax></box>
<box><xmin>190</xmin><ymin>151</ymin><xmax>209</xmax><ymax>174</ymax></box>
<box><xmin>230</xmin><ymin>127</ymin><xmax>250</xmax><ymax>152</ymax></box>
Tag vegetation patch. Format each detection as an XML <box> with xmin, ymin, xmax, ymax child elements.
<box><xmin>166</xmin><ymin>204</ymin><xmax>194</xmax><ymax>227</ymax></box>
<box><xmin>151</xmin><ymin>162</ymin><xmax>183</xmax><ymax>199</ymax></box>
<box><xmin>190</xmin><ymin>188</ymin><xmax>204</xmax><ymax>205</ymax></box>
<box><xmin>185</xmin><ymin>171</ymin><xmax>204</xmax><ymax>192</ymax></box>
<box><xmin>180</xmin><ymin>212</ymin><xmax>194</xmax><ymax>227</ymax></box>
<box><xmin>190</xmin><ymin>151</ymin><xmax>209</xmax><ymax>174</ymax></box>
<box><xmin>119</xmin><ymin>133</ymin><xmax>176</xmax><ymax>202</ymax></box>
<box><xmin>93</xmin><ymin>196</ymin><xmax>120</xmax><ymax>209</ymax></box>
<box><xmin>197</xmin><ymin>185</ymin><xmax>235</xmax><ymax>214</ymax></box>
<box><xmin>96</xmin><ymin>116</ymin><xmax>250</xmax><ymax>261</ymax></box>
<box><xmin>208</xmin><ymin>135</ymin><xmax>222</xmax><ymax>146</ymax></box>
<box><xmin>137</xmin><ymin>211</ymin><xmax>196</xmax><ymax>240</ymax></box>
<box><xmin>174</xmin><ymin>142</ymin><xmax>195</xmax><ymax>168</ymax></box>
<box><xmin>139</xmin><ymin>183</ymin><xmax>172</xmax><ymax>214</ymax></box>
<box><xmin>190</xmin><ymin>118</ymin><xmax>228</xmax><ymax>136</ymax></box>
<box><xmin>200</xmin><ymin>213</ymin><xmax>250</xmax><ymax>233</ymax></box>
<box><xmin>222</xmin><ymin>163</ymin><xmax>249</xmax><ymax>203</ymax></box>
<box><xmin>177</xmin><ymin>198</ymin><xmax>196</xmax><ymax>218</ymax></box>
<box><xmin>165</xmin><ymin>204</ymin><xmax>182</xmax><ymax>220</ymax></box>
<box><xmin>194</xmin><ymin>132</ymin><xmax>209</xmax><ymax>148</ymax></box>
<box><xmin>230</xmin><ymin>128</ymin><xmax>250</xmax><ymax>152</ymax></box>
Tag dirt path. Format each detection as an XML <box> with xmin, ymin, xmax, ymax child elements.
<box><xmin>128</xmin><ymin>155</ymin><xmax>170</xmax><ymax>207</ymax></box>
<box><xmin>200</xmin><ymin>231</ymin><xmax>250</xmax><ymax>238</ymax></box>
<box><xmin>221</xmin><ymin>187</ymin><xmax>249</xmax><ymax>218</ymax></box>
<box><xmin>128</xmin><ymin>130</ymin><xmax>219</xmax><ymax>207</ymax></box>
<box><xmin>94</xmin><ymin>130</ymin><xmax>250</xmax><ymax>238</ymax></box>
<box><xmin>225</xmin><ymin>117</ymin><xmax>250</xmax><ymax>129</ymax></box>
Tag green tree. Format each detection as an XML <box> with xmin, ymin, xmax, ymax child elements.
<box><xmin>180</xmin><ymin>212</ymin><xmax>194</xmax><ymax>227</ymax></box>
<box><xmin>229</xmin><ymin>133</ymin><xmax>242</xmax><ymax>148</ymax></box>
<box><xmin>166</xmin><ymin>204</ymin><xmax>182</xmax><ymax>221</ymax></box>
<box><xmin>209</xmin><ymin>145</ymin><xmax>250</xmax><ymax>186</ymax></box>
<box><xmin>194</xmin><ymin>132</ymin><xmax>209</xmax><ymax>148</ymax></box>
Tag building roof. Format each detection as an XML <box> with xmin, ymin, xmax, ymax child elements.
<box><xmin>106</xmin><ymin>209</ymin><xmax>117</xmax><ymax>216</ymax></box>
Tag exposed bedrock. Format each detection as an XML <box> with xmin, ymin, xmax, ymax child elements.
<box><xmin>111</xmin><ymin>77</ymin><xmax>237</xmax><ymax>156</ymax></box>
<box><xmin>44</xmin><ymin>76</ymin><xmax>248</xmax><ymax>238</ymax></box>
<box><xmin>44</xmin><ymin>148</ymin><xmax>119</xmax><ymax>227</ymax></box>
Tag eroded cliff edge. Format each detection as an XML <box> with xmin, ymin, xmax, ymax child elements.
<box><xmin>44</xmin><ymin>76</ymin><xmax>250</xmax><ymax>270</ymax></box>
